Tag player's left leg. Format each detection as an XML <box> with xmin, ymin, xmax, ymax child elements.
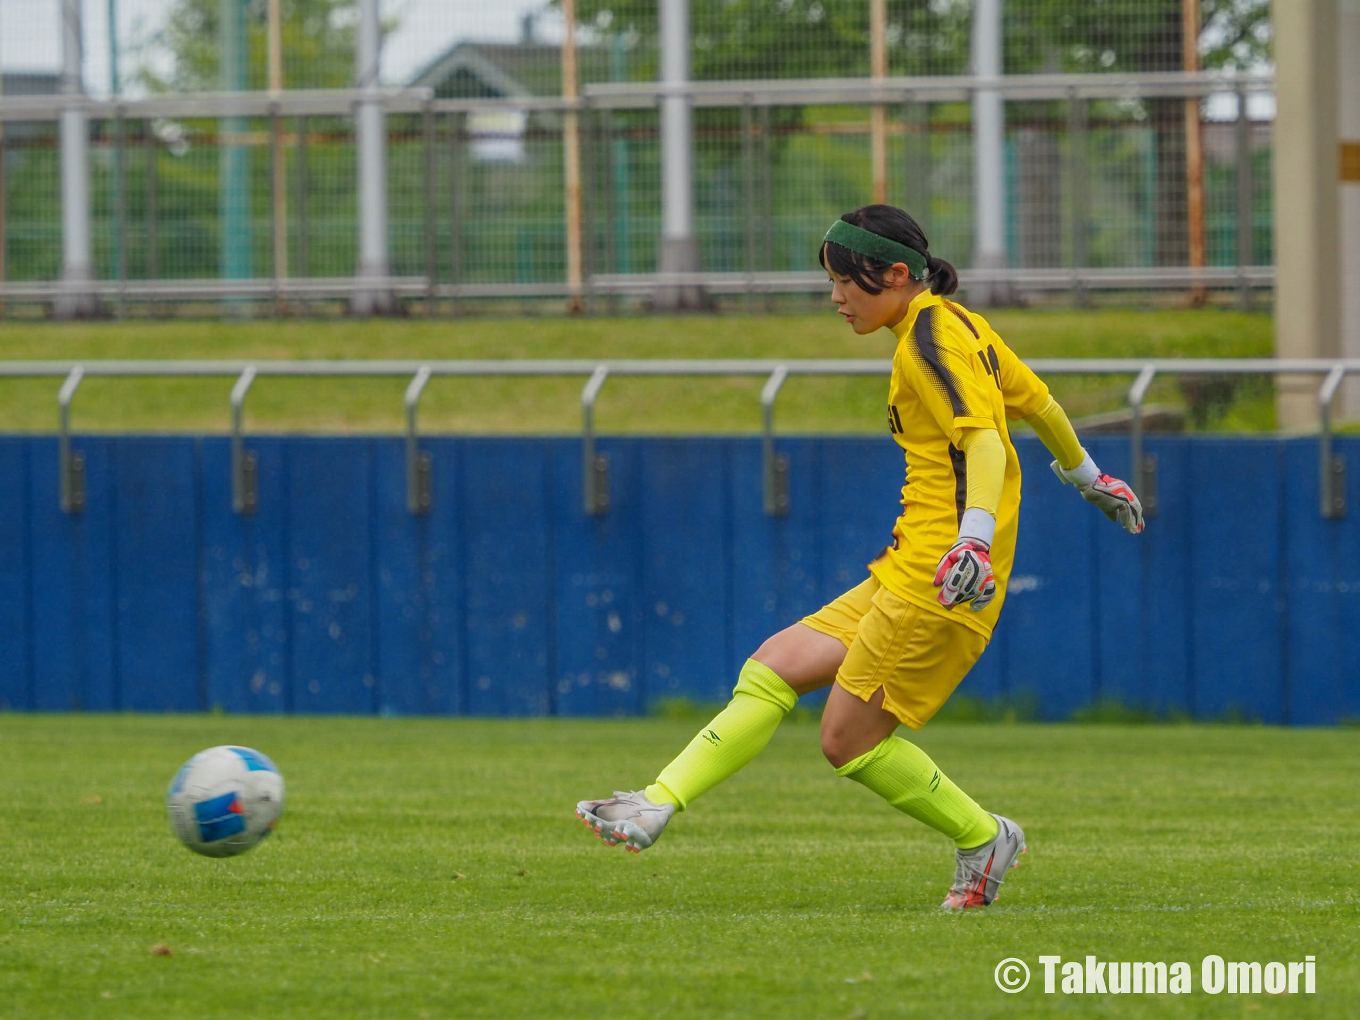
<box><xmin>823</xmin><ymin>587</ymin><xmax>1026</xmax><ymax>907</ymax></box>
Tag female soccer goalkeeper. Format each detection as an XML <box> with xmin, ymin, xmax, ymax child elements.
<box><xmin>576</xmin><ymin>204</ymin><xmax>1144</xmax><ymax>909</ymax></box>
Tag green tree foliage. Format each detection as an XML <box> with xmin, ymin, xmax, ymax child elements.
<box><xmin>140</xmin><ymin>0</ymin><xmax>357</xmax><ymax>92</ymax></box>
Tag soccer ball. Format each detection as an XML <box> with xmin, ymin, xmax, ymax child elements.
<box><xmin>165</xmin><ymin>745</ymin><xmax>285</xmax><ymax>857</ymax></box>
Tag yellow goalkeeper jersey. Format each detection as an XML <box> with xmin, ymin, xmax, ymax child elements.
<box><xmin>869</xmin><ymin>289</ymin><xmax>1051</xmax><ymax>639</ymax></box>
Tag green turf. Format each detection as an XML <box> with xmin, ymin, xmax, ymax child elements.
<box><xmin>0</xmin><ymin>309</ymin><xmax>1273</xmax><ymax>434</ymax></box>
<box><xmin>2</xmin><ymin>714</ymin><xmax>1354</xmax><ymax>1019</ymax></box>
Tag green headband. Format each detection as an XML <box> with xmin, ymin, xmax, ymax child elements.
<box><xmin>822</xmin><ymin>220</ymin><xmax>929</xmax><ymax>280</ymax></box>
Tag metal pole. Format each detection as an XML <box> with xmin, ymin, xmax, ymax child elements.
<box><xmin>405</xmin><ymin>366</ymin><xmax>433</xmax><ymax>514</ymax></box>
<box><xmin>113</xmin><ymin>106</ymin><xmax>127</xmax><ymax>318</ymax></box>
<box><xmin>1128</xmin><ymin>364</ymin><xmax>1158</xmax><ymax>516</ymax></box>
<box><xmin>1319</xmin><ymin>365</ymin><xmax>1347</xmax><ymax>518</ymax></box>
<box><xmin>1183</xmin><ymin>0</ymin><xmax>1207</xmax><ymax>306</ymax></box>
<box><xmin>971</xmin><ymin>0</ymin><xmax>1011</xmax><ymax>306</ymax></box>
<box><xmin>448</xmin><ymin>112</ymin><xmax>463</xmax><ymax>316</ymax></box>
<box><xmin>219</xmin><ymin>0</ymin><xmax>252</xmax><ymax>303</ymax></box>
<box><xmin>145</xmin><ymin>122</ymin><xmax>158</xmax><ymax>314</ymax></box>
<box><xmin>352</xmin><ymin>0</ymin><xmax>392</xmax><ymax>315</ymax></box>
<box><xmin>562</xmin><ymin>0</ymin><xmax>584</xmax><ymax>313</ymax></box>
<box><xmin>230</xmin><ymin>366</ymin><xmax>258</xmax><ymax>515</ymax></box>
<box><xmin>58</xmin><ymin>0</ymin><xmax>94</xmax><ymax>319</ymax></box>
<box><xmin>581</xmin><ymin>365</ymin><xmax>610</xmax><ymax>515</ymax></box>
<box><xmin>0</xmin><ymin>25</ymin><xmax>6</xmax><ymax>316</ymax></box>
<box><xmin>422</xmin><ymin>101</ymin><xmax>435</xmax><ymax>315</ymax></box>
<box><xmin>295</xmin><ymin>116</ymin><xmax>309</xmax><ymax>279</ymax></box>
<box><xmin>58</xmin><ymin>366</ymin><xmax>86</xmax><ymax>513</ymax></box>
<box><xmin>268</xmin><ymin>101</ymin><xmax>283</xmax><ymax>315</ymax></box>
<box><xmin>761</xmin><ymin>366</ymin><xmax>789</xmax><ymax>515</ymax></box>
<box><xmin>1068</xmin><ymin>88</ymin><xmax>1089</xmax><ymax>307</ymax></box>
<box><xmin>760</xmin><ymin>104</ymin><xmax>774</xmax><ymax>313</ymax></box>
<box><xmin>1234</xmin><ymin>84</ymin><xmax>1253</xmax><ymax>311</ymax></box>
<box><xmin>741</xmin><ymin>95</ymin><xmax>756</xmax><ymax>315</ymax></box>
<box><xmin>581</xmin><ymin>97</ymin><xmax>596</xmax><ymax>315</ymax></box>
<box><xmin>268</xmin><ymin>0</ymin><xmax>288</xmax><ymax>298</ymax></box>
<box><xmin>869</xmin><ymin>0</ymin><xmax>888</xmax><ymax>205</ymax></box>
<box><xmin>656</xmin><ymin>0</ymin><xmax>700</xmax><ymax>308</ymax></box>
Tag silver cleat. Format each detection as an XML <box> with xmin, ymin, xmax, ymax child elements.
<box><xmin>941</xmin><ymin>813</ymin><xmax>1026</xmax><ymax>909</ymax></box>
<box><xmin>575</xmin><ymin>790</ymin><xmax>675</xmax><ymax>853</ymax></box>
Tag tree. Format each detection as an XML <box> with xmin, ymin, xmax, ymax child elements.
<box><xmin>140</xmin><ymin>0</ymin><xmax>358</xmax><ymax>93</ymax></box>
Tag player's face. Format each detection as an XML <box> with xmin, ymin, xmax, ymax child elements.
<box><xmin>825</xmin><ymin>253</ymin><xmax>914</xmax><ymax>335</ymax></box>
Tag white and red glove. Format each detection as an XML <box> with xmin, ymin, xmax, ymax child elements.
<box><xmin>1051</xmin><ymin>452</ymin><xmax>1145</xmax><ymax>535</ymax></box>
<box><xmin>933</xmin><ymin>508</ymin><xmax>997</xmax><ymax>612</ymax></box>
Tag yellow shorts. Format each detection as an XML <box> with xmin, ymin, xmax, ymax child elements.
<box><xmin>800</xmin><ymin>575</ymin><xmax>987</xmax><ymax>729</ymax></box>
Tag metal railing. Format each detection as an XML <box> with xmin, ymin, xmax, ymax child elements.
<box><xmin>4</xmin><ymin>356</ymin><xmax>1352</xmax><ymax>520</ymax></box>
<box><xmin>0</xmin><ymin>69</ymin><xmax>1276</xmax><ymax>311</ymax></box>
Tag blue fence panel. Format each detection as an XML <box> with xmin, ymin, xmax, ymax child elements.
<box><xmin>552</xmin><ymin>438</ymin><xmax>645</xmax><ymax>717</ymax></box>
<box><xmin>1005</xmin><ymin>437</ymin><xmax>1099</xmax><ymax>720</ymax></box>
<box><xmin>113</xmin><ymin>438</ymin><xmax>203</xmax><ymax>712</ymax></box>
<box><xmin>461</xmin><ymin>439</ymin><xmax>554</xmax><ymax>716</ymax></box>
<box><xmin>286</xmin><ymin>439</ymin><xmax>378</xmax><ymax>715</ymax></box>
<box><xmin>1187</xmin><ymin>439</ymin><xmax>1286</xmax><ymax>723</ymax></box>
<box><xmin>1090</xmin><ymin>436</ymin><xmax>1194</xmax><ymax>716</ymax></box>
<box><xmin>200</xmin><ymin>438</ymin><xmax>293</xmax><ymax>714</ymax></box>
<box><xmin>28</xmin><ymin>437</ymin><xmax>120</xmax><ymax>711</ymax></box>
<box><xmin>639</xmin><ymin>439</ymin><xmax>737</xmax><ymax>705</ymax></box>
<box><xmin>1282</xmin><ymin>436</ymin><xmax>1360</xmax><ymax>726</ymax></box>
<box><xmin>0</xmin><ymin>439</ymin><xmax>31</xmax><ymax>709</ymax></box>
<box><xmin>3</xmin><ymin>433</ymin><xmax>1358</xmax><ymax>723</ymax></box>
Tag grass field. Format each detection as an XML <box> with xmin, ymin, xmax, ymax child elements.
<box><xmin>0</xmin><ymin>309</ymin><xmax>1274</xmax><ymax>435</ymax></box>
<box><xmin>3</xmin><ymin>714</ymin><xmax>1355</xmax><ymax>1020</ymax></box>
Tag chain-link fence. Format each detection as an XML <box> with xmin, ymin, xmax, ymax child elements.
<box><xmin>0</xmin><ymin>0</ymin><xmax>1274</xmax><ymax>316</ymax></box>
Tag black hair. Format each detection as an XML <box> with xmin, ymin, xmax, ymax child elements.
<box><xmin>817</xmin><ymin>204</ymin><xmax>959</xmax><ymax>297</ymax></box>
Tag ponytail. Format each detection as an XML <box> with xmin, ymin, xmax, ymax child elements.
<box><xmin>926</xmin><ymin>255</ymin><xmax>958</xmax><ymax>296</ymax></box>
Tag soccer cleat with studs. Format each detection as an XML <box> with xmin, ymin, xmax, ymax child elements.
<box><xmin>575</xmin><ymin>790</ymin><xmax>675</xmax><ymax>853</ymax></box>
<box><xmin>941</xmin><ymin>813</ymin><xmax>1027</xmax><ymax>909</ymax></box>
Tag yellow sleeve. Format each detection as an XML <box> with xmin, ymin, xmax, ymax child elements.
<box><xmin>989</xmin><ymin>340</ymin><xmax>1051</xmax><ymax>420</ymax></box>
<box><xmin>1023</xmin><ymin>395</ymin><xmax>1085</xmax><ymax>472</ymax></box>
<box><xmin>959</xmin><ymin>426</ymin><xmax>1005</xmax><ymax>516</ymax></box>
<box><xmin>900</xmin><ymin>305</ymin><xmax>998</xmax><ymax>447</ymax></box>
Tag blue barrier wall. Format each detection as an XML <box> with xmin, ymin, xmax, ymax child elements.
<box><xmin>1</xmin><ymin>434</ymin><xmax>1357</xmax><ymax>724</ymax></box>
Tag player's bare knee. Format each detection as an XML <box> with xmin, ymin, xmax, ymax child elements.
<box><xmin>819</xmin><ymin>723</ymin><xmax>856</xmax><ymax>769</ymax></box>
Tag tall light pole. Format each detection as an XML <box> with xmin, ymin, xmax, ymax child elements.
<box><xmin>352</xmin><ymin>0</ymin><xmax>392</xmax><ymax>315</ymax></box>
<box><xmin>656</xmin><ymin>0</ymin><xmax>702</xmax><ymax>308</ymax></box>
<box><xmin>57</xmin><ymin>0</ymin><xmax>94</xmax><ymax>318</ymax></box>
<box><xmin>970</xmin><ymin>0</ymin><xmax>1011</xmax><ymax>307</ymax></box>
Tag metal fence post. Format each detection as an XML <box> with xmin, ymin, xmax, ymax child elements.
<box><xmin>422</xmin><ymin>100</ymin><xmax>436</xmax><ymax>317</ymax></box>
<box><xmin>761</xmin><ymin>366</ymin><xmax>790</xmax><ymax>515</ymax></box>
<box><xmin>144</xmin><ymin>121</ymin><xmax>159</xmax><ymax>315</ymax></box>
<box><xmin>1234</xmin><ymin>83</ymin><xmax>1253</xmax><ymax>312</ymax></box>
<box><xmin>1319</xmin><ymin>366</ymin><xmax>1347</xmax><ymax>518</ymax></box>
<box><xmin>1128</xmin><ymin>364</ymin><xmax>1158</xmax><ymax>517</ymax></box>
<box><xmin>230</xmin><ymin>366</ymin><xmax>258</xmax><ymax>515</ymax></box>
<box><xmin>741</xmin><ymin>94</ymin><xmax>756</xmax><ymax>315</ymax></box>
<box><xmin>1067</xmin><ymin>87</ymin><xmax>1090</xmax><ymax>307</ymax></box>
<box><xmin>405</xmin><ymin>365</ymin><xmax>433</xmax><ymax>514</ymax></box>
<box><xmin>57</xmin><ymin>366</ymin><xmax>86</xmax><ymax>513</ymax></box>
<box><xmin>448</xmin><ymin>112</ymin><xmax>463</xmax><ymax>316</ymax></box>
<box><xmin>581</xmin><ymin>365</ymin><xmax>610</xmax><ymax>515</ymax></box>
<box><xmin>113</xmin><ymin>105</ymin><xmax>127</xmax><ymax>319</ymax></box>
<box><xmin>268</xmin><ymin>99</ymin><xmax>283</xmax><ymax>316</ymax></box>
<box><xmin>295</xmin><ymin>115</ymin><xmax>309</xmax><ymax>280</ymax></box>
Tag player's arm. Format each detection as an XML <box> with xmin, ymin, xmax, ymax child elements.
<box><xmin>933</xmin><ymin>426</ymin><xmax>1004</xmax><ymax>612</ymax></box>
<box><xmin>1025</xmin><ymin>394</ymin><xmax>1145</xmax><ymax>536</ymax></box>
<box><xmin>987</xmin><ymin>338</ymin><xmax>1145</xmax><ymax>535</ymax></box>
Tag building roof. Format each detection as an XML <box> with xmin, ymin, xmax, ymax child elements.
<box><xmin>1</xmin><ymin>72</ymin><xmax>60</xmax><ymax>97</ymax></box>
<box><xmin>408</xmin><ymin>40</ymin><xmax>612</xmax><ymax>99</ymax></box>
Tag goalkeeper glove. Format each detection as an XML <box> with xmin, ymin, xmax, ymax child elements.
<box><xmin>933</xmin><ymin>508</ymin><xmax>997</xmax><ymax>612</ymax></box>
<box><xmin>1050</xmin><ymin>451</ymin><xmax>1145</xmax><ymax>535</ymax></box>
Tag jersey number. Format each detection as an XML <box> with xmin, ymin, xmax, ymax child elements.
<box><xmin>976</xmin><ymin>345</ymin><xmax>1002</xmax><ymax>390</ymax></box>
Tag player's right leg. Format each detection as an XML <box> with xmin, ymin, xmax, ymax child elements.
<box><xmin>575</xmin><ymin>612</ymin><xmax>853</xmax><ymax>851</ymax></box>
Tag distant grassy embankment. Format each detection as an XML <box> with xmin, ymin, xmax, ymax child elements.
<box><xmin>0</xmin><ymin>309</ymin><xmax>1273</xmax><ymax>434</ymax></box>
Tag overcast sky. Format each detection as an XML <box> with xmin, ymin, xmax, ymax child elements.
<box><xmin>0</xmin><ymin>0</ymin><xmax>562</xmax><ymax>95</ymax></box>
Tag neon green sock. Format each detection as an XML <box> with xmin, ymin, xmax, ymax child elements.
<box><xmin>645</xmin><ymin>659</ymin><xmax>798</xmax><ymax>811</ymax></box>
<box><xmin>835</xmin><ymin>735</ymin><xmax>998</xmax><ymax>849</ymax></box>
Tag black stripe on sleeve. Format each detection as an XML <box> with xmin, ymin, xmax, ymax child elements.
<box><xmin>949</xmin><ymin>443</ymin><xmax>967</xmax><ymax>527</ymax></box>
<box><xmin>913</xmin><ymin>306</ymin><xmax>970</xmax><ymax>418</ymax></box>
<box><xmin>946</xmin><ymin>302</ymin><xmax>981</xmax><ymax>338</ymax></box>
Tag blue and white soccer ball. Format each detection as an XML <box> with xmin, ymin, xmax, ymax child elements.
<box><xmin>166</xmin><ymin>745</ymin><xmax>285</xmax><ymax>857</ymax></box>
